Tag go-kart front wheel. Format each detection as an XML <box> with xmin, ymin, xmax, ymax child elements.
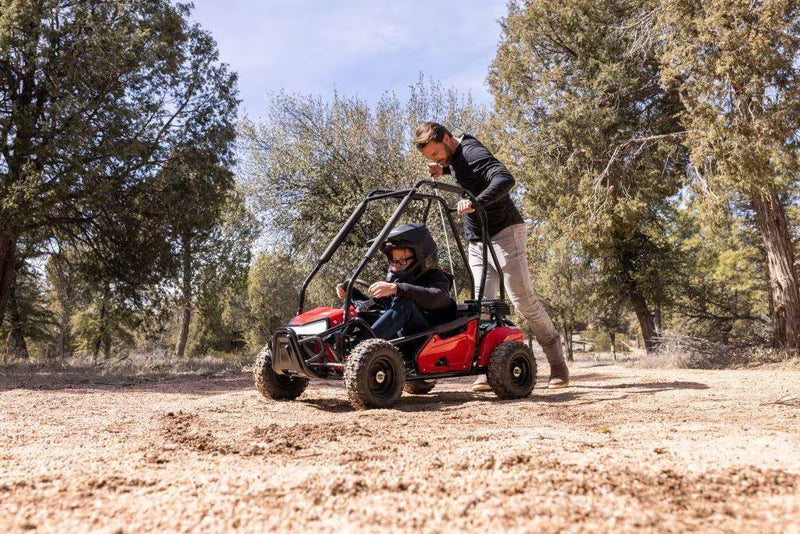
<box><xmin>344</xmin><ymin>339</ymin><xmax>406</xmax><ymax>410</ymax></box>
<box><xmin>487</xmin><ymin>341</ymin><xmax>537</xmax><ymax>399</ymax></box>
<box><xmin>253</xmin><ymin>345</ymin><xmax>309</xmax><ymax>401</ymax></box>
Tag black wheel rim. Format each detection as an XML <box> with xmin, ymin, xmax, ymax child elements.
<box><xmin>368</xmin><ymin>355</ymin><xmax>397</xmax><ymax>399</ymax></box>
<box><xmin>509</xmin><ymin>353</ymin><xmax>532</xmax><ymax>389</ymax></box>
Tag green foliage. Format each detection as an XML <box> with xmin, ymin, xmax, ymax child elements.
<box><xmin>246</xmin><ymin>250</ymin><xmax>308</xmax><ymax>349</ymax></box>
<box><xmin>527</xmin><ymin>228</ymin><xmax>594</xmax><ymax>360</ymax></box>
<box><xmin>489</xmin><ymin>0</ymin><xmax>687</xmax><ymax>351</ymax></box>
<box><xmin>9</xmin><ymin>266</ymin><xmax>56</xmax><ymax>345</ymax></box>
<box><xmin>667</xmin><ymin>191</ymin><xmax>771</xmax><ymax>345</ymax></box>
<box><xmin>240</xmin><ymin>79</ymin><xmax>486</xmax><ymax>251</ymax></box>
<box><xmin>658</xmin><ymin>0</ymin><xmax>800</xmax><ymax>195</ymax></box>
<box><xmin>44</xmin><ymin>251</ymin><xmax>79</xmax><ymax>353</ymax></box>
<box><xmin>657</xmin><ymin>0</ymin><xmax>800</xmax><ymax>349</ymax></box>
<box><xmin>0</xmin><ymin>0</ymin><xmax>239</xmax><ymax>324</ymax></box>
<box><xmin>189</xmin><ymin>228</ymin><xmax>257</xmax><ymax>355</ymax></box>
<box><xmin>169</xmin><ymin>188</ymin><xmax>258</xmax><ymax>357</ymax></box>
<box><xmin>239</xmin><ymin>79</ymin><xmax>489</xmax><ymax>312</ymax></box>
<box><xmin>487</xmin><ymin>0</ymin><xmax>796</xmax><ymax>354</ymax></box>
<box><xmin>0</xmin><ymin>258</ymin><xmax>57</xmax><ymax>359</ymax></box>
<box><xmin>587</xmin><ymin>329</ymin><xmax>613</xmax><ymax>352</ymax></box>
<box><xmin>10</xmin><ymin>0</ymin><xmax>800</xmax><ymax>365</ymax></box>
<box><xmin>70</xmin><ymin>297</ymin><xmax>137</xmax><ymax>360</ymax></box>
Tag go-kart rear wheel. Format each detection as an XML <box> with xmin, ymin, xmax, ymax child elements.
<box><xmin>487</xmin><ymin>341</ymin><xmax>537</xmax><ymax>399</ymax></box>
<box><xmin>344</xmin><ymin>339</ymin><xmax>405</xmax><ymax>410</ymax></box>
<box><xmin>403</xmin><ymin>379</ymin><xmax>437</xmax><ymax>395</ymax></box>
<box><xmin>253</xmin><ymin>345</ymin><xmax>309</xmax><ymax>401</ymax></box>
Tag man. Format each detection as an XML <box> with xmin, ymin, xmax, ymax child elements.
<box><xmin>337</xmin><ymin>223</ymin><xmax>455</xmax><ymax>340</ymax></box>
<box><xmin>414</xmin><ymin>121</ymin><xmax>569</xmax><ymax>390</ymax></box>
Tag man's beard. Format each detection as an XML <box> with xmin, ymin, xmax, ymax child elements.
<box><xmin>440</xmin><ymin>143</ymin><xmax>455</xmax><ymax>166</ymax></box>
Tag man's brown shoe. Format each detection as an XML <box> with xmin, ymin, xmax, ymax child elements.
<box><xmin>548</xmin><ymin>361</ymin><xmax>569</xmax><ymax>389</ymax></box>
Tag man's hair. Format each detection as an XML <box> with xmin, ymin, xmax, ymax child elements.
<box><xmin>414</xmin><ymin>122</ymin><xmax>452</xmax><ymax>149</ymax></box>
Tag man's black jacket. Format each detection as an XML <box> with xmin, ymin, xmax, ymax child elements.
<box><xmin>443</xmin><ymin>134</ymin><xmax>524</xmax><ymax>241</ymax></box>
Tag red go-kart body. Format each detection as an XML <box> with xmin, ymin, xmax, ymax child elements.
<box><xmin>286</xmin><ymin>305</ymin><xmax>523</xmax><ymax>374</ymax></box>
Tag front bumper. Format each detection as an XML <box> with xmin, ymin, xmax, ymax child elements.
<box><xmin>271</xmin><ymin>327</ymin><xmax>336</xmax><ymax>380</ymax></box>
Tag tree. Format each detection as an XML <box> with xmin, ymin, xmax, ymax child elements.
<box><xmin>154</xmin><ymin>143</ymin><xmax>253</xmax><ymax>358</ymax></box>
<box><xmin>2</xmin><ymin>257</ymin><xmax>55</xmax><ymax>360</ymax></box>
<box><xmin>667</xmin><ymin>191</ymin><xmax>771</xmax><ymax>346</ymax></box>
<box><xmin>43</xmin><ymin>234</ymin><xmax>167</xmax><ymax>361</ymax></box>
<box><xmin>239</xmin><ymin>79</ymin><xmax>488</xmax><ymax>305</ymax></box>
<box><xmin>69</xmin><ymin>284</ymin><xmax>138</xmax><ymax>361</ymax></box>
<box><xmin>528</xmin><ymin>229</ymin><xmax>593</xmax><ymax>362</ymax></box>
<box><xmin>1</xmin><ymin>227</ymin><xmax>57</xmax><ymax>360</ymax></box>
<box><xmin>0</xmin><ymin>0</ymin><xmax>238</xmax><ymax>325</ymax></box>
<box><xmin>175</xmin><ymin>191</ymin><xmax>257</xmax><ymax>357</ymax></box>
<box><xmin>488</xmin><ymin>0</ymin><xmax>687</xmax><ymax>352</ymax></box>
<box><xmin>44</xmin><ymin>248</ymin><xmax>80</xmax><ymax>358</ymax></box>
<box><xmin>658</xmin><ymin>0</ymin><xmax>800</xmax><ymax>351</ymax></box>
<box><xmin>588</xmin><ymin>287</ymin><xmax>628</xmax><ymax>359</ymax></box>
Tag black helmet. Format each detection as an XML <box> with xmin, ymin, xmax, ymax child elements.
<box><xmin>381</xmin><ymin>223</ymin><xmax>437</xmax><ymax>283</ymax></box>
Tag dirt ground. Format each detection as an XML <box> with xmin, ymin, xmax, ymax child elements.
<box><xmin>1</xmin><ymin>356</ymin><xmax>799</xmax><ymax>533</ymax></box>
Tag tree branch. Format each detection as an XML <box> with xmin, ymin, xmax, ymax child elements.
<box><xmin>596</xmin><ymin>131</ymin><xmax>688</xmax><ymax>187</ymax></box>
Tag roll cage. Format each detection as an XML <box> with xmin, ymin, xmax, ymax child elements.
<box><xmin>297</xmin><ymin>179</ymin><xmax>508</xmax><ymax>318</ymax></box>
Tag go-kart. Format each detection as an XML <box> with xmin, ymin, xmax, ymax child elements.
<box><xmin>254</xmin><ymin>180</ymin><xmax>536</xmax><ymax>410</ymax></box>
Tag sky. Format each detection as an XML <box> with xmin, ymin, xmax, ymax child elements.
<box><xmin>188</xmin><ymin>0</ymin><xmax>509</xmax><ymax>121</ymax></box>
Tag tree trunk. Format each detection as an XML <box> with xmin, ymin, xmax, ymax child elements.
<box><xmin>92</xmin><ymin>333</ymin><xmax>102</xmax><ymax>362</ymax></box>
<box><xmin>610</xmin><ymin>331</ymin><xmax>616</xmax><ymax>360</ymax></box>
<box><xmin>52</xmin><ymin>254</ymin><xmax>75</xmax><ymax>359</ymax></box>
<box><xmin>57</xmin><ymin>311</ymin><xmax>71</xmax><ymax>359</ymax></box>
<box><xmin>751</xmin><ymin>192</ymin><xmax>800</xmax><ymax>351</ymax></box>
<box><xmin>654</xmin><ymin>303</ymin><xmax>662</xmax><ymax>333</ymax></box>
<box><xmin>564</xmin><ymin>316</ymin><xmax>574</xmax><ymax>363</ymax></box>
<box><xmin>103</xmin><ymin>335</ymin><xmax>112</xmax><ymax>360</ymax></box>
<box><xmin>9</xmin><ymin>324</ymin><xmax>29</xmax><ymax>360</ymax></box>
<box><xmin>0</xmin><ymin>234</ymin><xmax>17</xmax><ymax>327</ymax></box>
<box><xmin>175</xmin><ymin>304</ymin><xmax>191</xmax><ymax>358</ymax></box>
<box><xmin>630</xmin><ymin>290</ymin><xmax>658</xmax><ymax>352</ymax></box>
<box><xmin>93</xmin><ymin>298</ymin><xmax>107</xmax><ymax>363</ymax></box>
<box><xmin>3</xmin><ymin>331</ymin><xmax>10</xmax><ymax>361</ymax></box>
<box><xmin>174</xmin><ymin>233</ymin><xmax>192</xmax><ymax>358</ymax></box>
<box><xmin>7</xmin><ymin>284</ymin><xmax>29</xmax><ymax>360</ymax></box>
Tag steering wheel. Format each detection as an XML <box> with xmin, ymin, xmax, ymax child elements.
<box><xmin>352</xmin><ymin>278</ymin><xmax>371</xmax><ymax>290</ymax></box>
<box><xmin>344</xmin><ymin>278</ymin><xmax>388</xmax><ymax>313</ymax></box>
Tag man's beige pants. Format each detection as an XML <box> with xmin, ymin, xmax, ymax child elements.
<box><xmin>468</xmin><ymin>223</ymin><xmax>565</xmax><ymax>365</ymax></box>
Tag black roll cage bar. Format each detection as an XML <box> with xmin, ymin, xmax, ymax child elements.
<box><xmin>296</xmin><ymin>180</ymin><xmax>508</xmax><ymax>320</ymax></box>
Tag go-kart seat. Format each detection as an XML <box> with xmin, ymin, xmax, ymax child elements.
<box><xmin>433</xmin><ymin>301</ymin><xmax>480</xmax><ymax>340</ymax></box>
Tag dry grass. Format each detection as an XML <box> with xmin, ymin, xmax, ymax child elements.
<box><xmin>0</xmin><ymin>351</ymin><xmax>247</xmax><ymax>389</ymax></box>
<box><xmin>633</xmin><ymin>331</ymin><xmax>799</xmax><ymax>370</ymax></box>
